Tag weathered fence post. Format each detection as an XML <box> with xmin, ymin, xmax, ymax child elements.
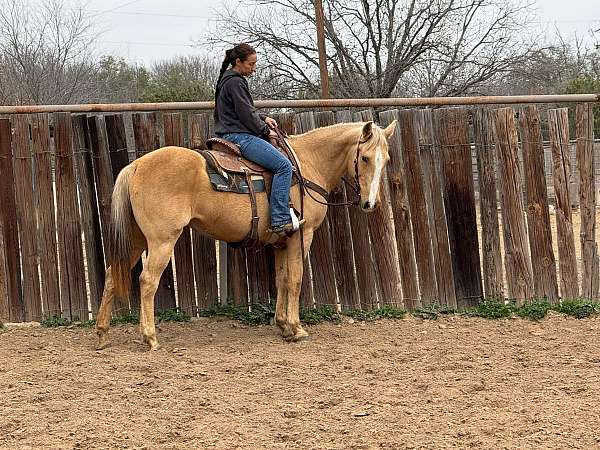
<box><xmin>72</xmin><ymin>115</ymin><xmax>105</xmax><ymax>315</ymax></box>
<box><xmin>519</xmin><ymin>106</ymin><xmax>559</xmax><ymax>301</ymax></box>
<box><xmin>398</xmin><ymin>109</ymin><xmax>438</xmax><ymax>306</ymax></box>
<box><xmin>354</xmin><ymin>109</ymin><xmax>402</xmax><ymax>307</ymax></box>
<box><xmin>54</xmin><ymin>113</ymin><xmax>88</xmax><ymax>321</ymax></box>
<box><xmin>473</xmin><ymin>109</ymin><xmax>504</xmax><ymax>300</ymax></box>
<box><xmin>31</xmin><ymin>114</ymin><xmax>62</xmax><ymax>318</ymax></box>
<box><xmin>548</xmin><ymin>108</ymin><xmax>579</xmax><ymax>299</ymax></box>
<box><xmin>0</xmin><ymin>118</ymin><xmax>21</xmax><ymax>321</ymax></box>
<box><xmin>13</xmin><ymin>115</ymin><xmax>42</xmax><ymax>321</ymax></box>
<box><xmin>379</xmin><ymin>110</ymin><xmax>419</xmax><ymax>310</ymax></box>
<box><xmin>417</xmin><ymin>109</ymin><xmax>456</xmax><ymax>308</ymax></box>
<box><xmin>132</xmin><ymin>112</ymin><xmax>177</xmax><ymax>311</ymax></box>
<box><xmin>493</xmin><ymin>107</ymin><xmax>533</xmax><ymax>302</ymax></box>
<box><xmin>576</xmin><ymin>103</ymin><xmax>599</xmax><ymax>299</ymax></box>
<box><xmin>0</xmin><ymin>225</ymin><xmax>8</xmax><ymax>322</ymax></box>
<box><xmin>434</xmin><ymin>108</ymin><xmax>483</xmax><ymax>308</ymax></box>
<box><xmin>188</xmin><ymin>113</ymin><xmax>219</xmax><ymax>309</ymax></box>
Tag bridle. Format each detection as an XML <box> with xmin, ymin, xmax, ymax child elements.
<box><xmin>275</xmin><ymin>128</ymin><xmax>368</xmax><ymax>209</ymax></box>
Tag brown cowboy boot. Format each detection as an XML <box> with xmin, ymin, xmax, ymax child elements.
<box><xmin>266</xmin><ymin>218</ymin><xmax>306</xmax><ymax>245</ymax></box>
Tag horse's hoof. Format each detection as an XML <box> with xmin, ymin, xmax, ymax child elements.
<box><xmin>96</xmin><ymin>334</ymin><xmax>111</xmax><ymax>350</ymax></box>
<box><xmin>148</xmin><ymin>341</ymin><xmax>162</xmax><ymax>351</ymax></box>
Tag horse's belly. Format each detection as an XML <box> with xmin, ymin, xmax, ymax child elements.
<box><xmin>191</xmin><ymin>190</ymin><xmax>271</xmax><ymax>243</ymax></box>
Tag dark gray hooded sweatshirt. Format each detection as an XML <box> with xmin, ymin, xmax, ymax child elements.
<box><xmin>214</xmin><ymin>70</ymin><xmax>269</xmax><ymax>137</ymax></box>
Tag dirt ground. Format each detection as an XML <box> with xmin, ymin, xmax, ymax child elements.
<box><xmin>2</xmin><ymin>315</ymin><xmax>600</xmax><ymax>449</ymax></box>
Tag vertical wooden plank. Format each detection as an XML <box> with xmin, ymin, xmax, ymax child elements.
<box><xmin>227</xmin><ymin>245</ymin><xmax>248</xmax><ymax>306</ymax></box>
<box><xmin>326</xmin><ymin>183</ymin><xmax>360</xmax><ymax>310</ymax></box>
<box><xmin>132</xmin><ymin>112</ymin><xmax>177</xmax><ymax>312</ymax></box>
<box><xmin>334</xmin><ymin>111</ymin><xmax>377</xmax><ymax>309</ymax></box>
<box><xmin>473</xmin><ymin>109</ymin><xmax>504</xmax><ymax>299</ymax></box>
<box><xmin>548</xmin><ymin>108</ymin><xmax>579</xmax><ymax>299</ymax></box>
<box><xmin>54</xmin><ymin>112</ymin><xmax>88</xmax><ymax>321</ymax></box>
<box><xmin>519</xmin><ymin>106</ymin><xmax>559</xmax><ymax>301</ymax></box>
<box><xmin>71</xmin><ymin>115</ymin><xmax>104</xmax><ymax>315</ymax></box>
<box><xmin>188</xmin><ymin>113</ymin><xmax>218</xmax><ymax>308</ymax></box>
<box><xmin>291</xmin><ymin>112</ymin><xmax>316</xmax><ymax>309</ymax></box>
<box><xmin>31</xmin><ymin>114</ymin><xmax>61</xmax><ymax>318</ymax></box>
<box><xmin>246</xmin><ymin>247</ymin><xmax>272</xmax><ymax>303</ymax></box>
<box><xmin>0</xmin><ymin>119</ymin><xmax>22</xmax><ymax>321</ymax></box>
<box><xmin>354</xmin><ymin>109</ymin><xmax>402</xmax><ymax>307</ymax></box>
<box><xmin>164</xmin><ymin>113</ymin><xmax>196</xmax><ymax>315</ymax></box>
<box><xmin>493</xmin><ymin>107</ymin><xmax>533</xmax><ymax>302</ymax></box>
<box><xmin>576</xmin><ymin>103</ymin><xmax>599</xmax><ymax>299</ymax></box>
<box><xmin>397</xmin><ymin>110</ymin><xmax>438</xmax><ymax>305</ymax></box>
<box><xmin>379</xmin><ymin>110</ymin><xmax>419</xmax><ymax>309</ymax></box>
<box><xmin>0</xmin><ymin>220</ymin><xmax>8</xmax><ymax>322</ymax></box>
<box><xmin>308</xmin><ymin>111</ymin><xmax>339</xmax><ymax>307</ymax></box>
<box><xmin>88</xmin><ymin>116</ymin><xmax>113</xmax><ymax>257</ymax></box>
<box><xmin>433</xmin><ymin>108</ymin><xmax>483</xmax><ymax>308</ymax></box>
<box><xmin>417</xmin><ymin>109</ymin><xmax>457</xmax><ymax>308</ymax></box>
<box><xmin>13</xmin><ymin>115</ymin><xmax>42</xmax><ymax>321</ymax></box>
<box><xmin>105</xmin><ymin>114</ymin><xmax>142</xmax><ymax>312</ymax></box>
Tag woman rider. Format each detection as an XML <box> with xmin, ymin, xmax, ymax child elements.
<box><xmin>214</xmin><ymin>43</ymin><xmax>304</xmax><ymax>238</ymax></box>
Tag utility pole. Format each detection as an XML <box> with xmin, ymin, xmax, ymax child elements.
<box><xmin>314</xmin><ymin>0</ymin><xmax>329</xmax><ymax>99</ymax></box>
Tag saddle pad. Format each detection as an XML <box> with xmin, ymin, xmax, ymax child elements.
<box><xmin>201</xmin><ymin>152</ymin><xmax>267</xmax><ymax>194</ymax></box>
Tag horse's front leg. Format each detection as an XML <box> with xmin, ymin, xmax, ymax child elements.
<box><xmin>274</xmin><ymin>248</ymin><xmax>292</xmax><ymax>338</ymax></box>
<box><xmin>285</xmin><ymin>230</ymin><xmax>314</xmax><ymax>342</ymax></box>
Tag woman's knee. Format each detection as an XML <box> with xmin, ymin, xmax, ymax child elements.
<box><xmin>276</xmin><ymin>158</ymin><xmax>293</xmax><ymax>174</ymax></box>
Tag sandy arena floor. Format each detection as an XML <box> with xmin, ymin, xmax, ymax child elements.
<box><xmin>2</xmin><ymin>314</ymin><xmax>600</xmax><ymax>449</ymax></box>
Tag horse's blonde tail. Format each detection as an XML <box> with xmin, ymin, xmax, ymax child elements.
<box><xmin>109</xmin><ymin>164</ymin><xmax>136</xmax><ymax>300</ymax></box>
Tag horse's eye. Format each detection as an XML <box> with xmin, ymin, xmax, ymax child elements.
<box><xmin>361</xmin><ymin>156</ymin><xmax>369</xmax><ymax>163</ymax></box>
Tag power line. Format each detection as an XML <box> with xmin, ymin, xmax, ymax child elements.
<box><xmin>96</xmin><ymin>0</ymin><xmax>146</xmax><ymax>14</ymax></box>
<box><xmin>89</xmin><ymin>9</ymin><xmax>210</xmax><ymax>19</ymax></box>
<box><xmin>101</xmin><ymin>40</ymin><xmax>196</xmax><ymax>48</ymax></box>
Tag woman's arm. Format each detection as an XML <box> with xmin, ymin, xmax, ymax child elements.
<box><xmin>228</xmin><ymin>78</ymin><xmax>270</xmax><ymax>137</ymax></box>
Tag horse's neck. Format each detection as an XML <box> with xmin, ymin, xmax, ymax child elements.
<box><xmin>288</xmin><ymin>124</ymin><xmax>359</xmax><ymax>192</ymax></box>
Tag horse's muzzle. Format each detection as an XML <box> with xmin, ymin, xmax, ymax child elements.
<box><xmin>361</xmin><ymin>200</ymin><xmax>377</xmax><ymax>212</ymax></box>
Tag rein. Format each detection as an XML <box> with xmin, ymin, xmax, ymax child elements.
<box><xmin>274</xmin><ymin>128</ymin><xmax>364</xmax><ymax>209</ymax></box>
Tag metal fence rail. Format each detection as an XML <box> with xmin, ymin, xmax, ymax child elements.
<box><xmin>0</xmin><ymin>93</ymin><xmax>598</xmax><ymax>114</ymax></box>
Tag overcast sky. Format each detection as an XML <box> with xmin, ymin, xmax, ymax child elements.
<box><xmin>75</xmin><ymin>0</ymin><xmax>600</xmax><ymax>66</ymax></box>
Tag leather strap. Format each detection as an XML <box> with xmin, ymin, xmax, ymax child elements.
<box><xmin>238</xmin><ymin>168</ymin><xmax>260</xmax><ymax>248</ymax></box>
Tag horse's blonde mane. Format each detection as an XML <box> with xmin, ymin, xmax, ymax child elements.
<box><xmin>289</xmin><ymin>121</ymin><xmax>385</xmax><ymax>150</ymax></box>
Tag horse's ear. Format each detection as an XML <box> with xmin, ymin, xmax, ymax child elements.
<box><xmin>384</xmin><ymin>120</ymin><xmax>397</xmax><ymax>139</ymax></box>
<box><xmin>361</xmin><ymin>121</ymin><xmax>373</xmax><ymax>140</ymax></box>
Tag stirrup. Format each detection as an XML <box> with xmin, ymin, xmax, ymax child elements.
<box><xmin>266</xmin><ymin>219</ymin><xmax>306</xmax><ymax>245</ymax></box>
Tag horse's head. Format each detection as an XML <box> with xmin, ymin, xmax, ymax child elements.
<box><xmin>349</xmin><ymin>120</ymin><xmax>397</xmax><ymax>212</ymax></box>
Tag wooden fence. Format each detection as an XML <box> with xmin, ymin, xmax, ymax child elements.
<box><xmin>0</xmin><ymin>104</ymin><xmax>597</xmax><ymax>323</ymax></box>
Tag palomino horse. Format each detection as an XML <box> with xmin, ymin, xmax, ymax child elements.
<box><xmin>96</xmin><ymin>120</ymin><xmax>397</xmax><ymax>350</ymax></box>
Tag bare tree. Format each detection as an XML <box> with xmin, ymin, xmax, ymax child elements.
<box><xmin>204</xmin><ymin>0</ymin><xmax>538</xmax><ymax>98</ymax></box>
<box><xmin>0</xmin><ymin>0</ymin><xmax>99</xmax><ymax>104</ymax></box>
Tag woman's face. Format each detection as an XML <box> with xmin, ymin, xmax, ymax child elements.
<box><xmin>234</xmin><ymin>53</ymin><xmax>257</xmax><ymax>77</ymax></box>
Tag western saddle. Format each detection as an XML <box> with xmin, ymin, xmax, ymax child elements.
<box><xmin>200</xmin><ymin>135</ymin><xmax>303</xmax><ymax>248</ymax></box>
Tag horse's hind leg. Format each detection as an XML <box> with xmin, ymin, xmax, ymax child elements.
<box><xmin>139</xmin><ymin>237</ymin><xmax>178</xmax><ymax>351</ymax></box>
<box><xmin>96</xmin><ymin>243</ymin><xmax>146</xmax><ymax>350</ymax></box>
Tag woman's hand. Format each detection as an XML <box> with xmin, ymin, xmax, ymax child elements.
<box><xmin>265</xmin><ymin>116</ymin><xmax>278</xmax><ymax>129</ymax></box>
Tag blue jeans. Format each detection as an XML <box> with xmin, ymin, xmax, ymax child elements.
<box><xmin>222</xmin><ymin>133</ymin><xmax>292</xmax><ymax>227</ymax></box>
